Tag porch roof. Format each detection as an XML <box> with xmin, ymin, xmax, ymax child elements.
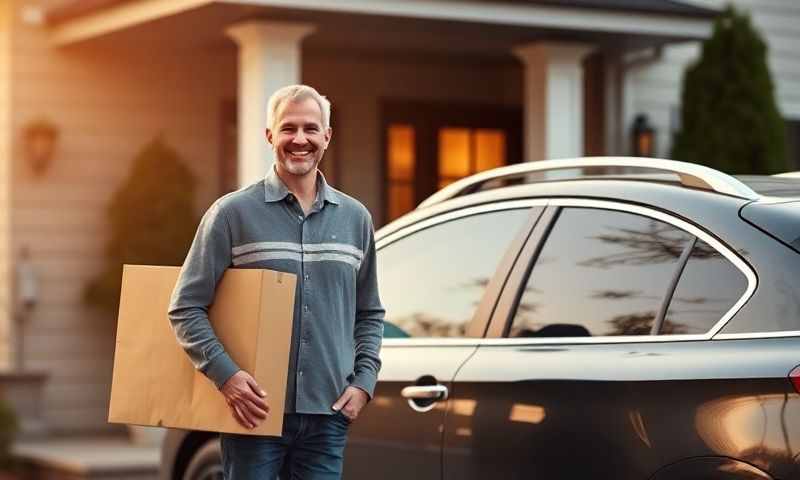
<box><xmin>511</xmin><ymin>1</ymin><xmax>717</xmax><ymax>18</ymax></box>
<box><xmin>47</xmin><ymin>0</ymin><xmax>718</xmax><ymax>25</ymax></box>
<box><xmin>45</xmin><ymin>0</ymin><xmax>718</xmax><ymax>48</ymax></box>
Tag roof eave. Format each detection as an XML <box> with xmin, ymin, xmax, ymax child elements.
<box><xmin>46</xmin><ymin>0</ymin><xmax>715</xmax><ymax>47</ymax></box>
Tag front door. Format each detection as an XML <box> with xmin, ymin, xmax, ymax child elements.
<box><xmin>382</xmin><ymin>101</ymin><xmax>523</xmax><ymax>223</ymax></box>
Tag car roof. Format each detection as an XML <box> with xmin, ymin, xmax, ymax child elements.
<box><xmin>418</xmin><ymin>157</ymin><xmax>760</xmax><ymax>209</ymax></box>
<box><xmin>378</xmin><ymin>159</ymin><xmax>800</xmax><ymax>245</ymax></box>
<box><xmin>378</xmin><ymin>176</ymin><xmax>750</xmax><ymax>242</ymax></box>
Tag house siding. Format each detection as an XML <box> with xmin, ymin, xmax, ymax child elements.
<box><xmin>7</xmin><ymin>0</ymin><xmax>522</xmax><ymax>433</ymax></box>
<box><xmin>628</xmin><ymin>0</ymin><xmax>800</xmax><ymax>159</ymax></box>
<box><xmin>0</xmin><ymin>1</ymin><xmax>12</xmax><ymax>371</ymax></box>
<box><xmin>9</xmin><ymin>0</ymin><xmax>236</xmax><ymax>433</ymax></box>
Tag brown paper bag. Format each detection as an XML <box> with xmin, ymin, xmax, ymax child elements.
<box><xmin>108</xmin><ymin>265</ymin><xmax>296</xmax><ymax>435</ymax></box>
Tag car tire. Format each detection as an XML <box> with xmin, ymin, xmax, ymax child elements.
<box><xmin>183</xmin><ymin>438</ymin><xmax>223</xmax><ymax>480</ymax></box>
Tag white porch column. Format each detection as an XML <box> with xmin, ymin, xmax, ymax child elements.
<box><xmin>514</xmin><ymin>42</ymin><xmax>594</xmax><ymax>161</ymax></box>
<box><xmin>226</xmin><ymin>21</ymin><xmax>315</xmax><ymax>187</ymax></box>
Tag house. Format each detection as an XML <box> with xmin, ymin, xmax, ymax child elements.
<box><xmin>0</xmin><ymin>0</ymin><xmax>795</xmax><ymax>437</ymax></box>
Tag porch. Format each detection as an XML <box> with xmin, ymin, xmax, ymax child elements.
<box><xmin>43</xmin><ymin>0</ymin><xmax>717</xmax><ymax>226</ymax></box>
<box><xmin>0</xmin><ymin>0</ymin><xmax>718</xmax><ymax>444</ymax></box>
<box><xmin>13</xmin><ymin>435</ymin><xmax>160</xmax><ymax>480</ymax></box>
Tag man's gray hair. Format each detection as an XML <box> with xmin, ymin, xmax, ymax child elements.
<box><xmin>266</xmin><ymin>84</ymin><xmax>331</xmax><ymax>131</ymax></box>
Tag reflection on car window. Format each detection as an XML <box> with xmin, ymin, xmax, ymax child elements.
<box><xmin>509</xmin><ymin>207</ymin><xmax>693</xmax><ymax>338</ymax></box>
<box><xmin>379</xmin><ymin>208</ymin><xmax>531</xmax><ymax>338</ymax></box>
<box><xmin>662</xmin><ymin>240</ymin><xmax>746</xmax><ymax>335</ymax></box>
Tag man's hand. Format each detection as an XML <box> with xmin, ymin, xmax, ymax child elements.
<box><xmin>332</xmin><ymin>386</ymin><xmax>369</xmax><ymax>422</ymax></box>
<box><xmin>220</xmin><ymin>370</ymin><xmax>269</xmax><ymax>429</ymax></box>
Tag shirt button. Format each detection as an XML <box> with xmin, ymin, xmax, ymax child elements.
<box><xmin>299</xmin><ymin>371</ymin><xmax>304</xmax><ymax>376</ymax></box>
<box><xmin>297</xmin><ymin>215</ymin><xmax>303</xmax><ymax>221</ymax></box>
<box><xmin>304</xmin><ymin>274</ymin><xmax>310</xmax><ymax>280</ymax></box>
<box><xmin>303</xmin><ymin>305</ymin><xmax>309</xmax><ymax>312</ymax></box>
<box><xmin>286</xmin><ymin>194</ymin><xmax>294</xmax><ymax>202</ymax></box>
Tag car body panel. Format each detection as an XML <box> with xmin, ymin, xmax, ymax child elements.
<box><xmin>444</xmin><ymin>338</ymin><xmax>800</xmax><ymax>479</ymax></box>
<box><xmin>343</xmin><ymin>345</ymin><xmax>477</xmax><ymax>479</ymax></box>
<box><xmin>649</xmin><ymin>456</ymin><xmax>775</xmax><ymax>480</ymax></box>
<box><xmin>739</xmin><ymin>200</ymin><xmax>800</xmax><ymax>253</ymax></box>
<box><xmin>160</xmin><ymin>429</ymin><xmax>216</xmax><ymax>480</ymax></box>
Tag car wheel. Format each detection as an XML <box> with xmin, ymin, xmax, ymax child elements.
<box><xmin>183</xmin><ymin>439</ymin><xmax>223</xmax><ymax>480</ymax></box>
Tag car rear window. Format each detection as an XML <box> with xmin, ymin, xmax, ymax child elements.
<box><xmin>740</xmin><ymin>201</ymin><xmax>800</xmax><ymax>253</ymax></box>
<box><xmin>662</xmin><ymin>239</ymin><xmax>747</xmax><ymax>335</ymax></box>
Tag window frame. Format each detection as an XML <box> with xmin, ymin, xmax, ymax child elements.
<box><xmin>380</xmin><ymin>100</ymin><xmax>523</xmax><ymax>224</ymax></box>
<box><xmin>377</xmin><ymin>201</ymin><xmax>544</xmax><ymax>346</ymax></box>
<box><xmin>484</xmin><ymin>199</ymin><xmax>757</xmax><ymax>343</ymax></box>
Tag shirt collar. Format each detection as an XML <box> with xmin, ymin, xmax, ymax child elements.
<box><xmin>263</xmin><ymin>166</ymin><xmax>341</xmax><ymax>206</ymax></box>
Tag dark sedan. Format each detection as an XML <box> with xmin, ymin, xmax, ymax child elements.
<box><xmin>161</xmin><ymin>157</ymin><xmax>800</xmax><ymax>480</ymax></box>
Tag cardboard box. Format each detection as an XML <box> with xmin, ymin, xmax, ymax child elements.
<box><xmin>108</xmin><ymin>265</ymin><xmax>297</xmax><ymax>436</ymax></box>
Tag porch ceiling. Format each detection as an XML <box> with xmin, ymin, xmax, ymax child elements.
<box><xmin>47</xmin><ymin>1</ymin><xmax>714</xmax><ymax>61</ymax></box>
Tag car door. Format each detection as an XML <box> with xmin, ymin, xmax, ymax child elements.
<box><xmin>342</xmin><ymin>202</ymin><xmax>543</xmax><ymax>480</ymax></box>
<box><xmin>441</xmin><ymin>201</ymin><xmax>756</xmax><ymax>480</ymax></box>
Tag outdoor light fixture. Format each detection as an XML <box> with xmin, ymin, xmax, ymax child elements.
<box><xmin>22</xmin><ymin>118</ymin><xmax>59</xmax><ymax>177</ymax></box>
<box><xmin>16</xmin><ymin>246</ymin><xmax>38</xmax><ymax>312</ymax></box>
<box><xmin>15</xmin><ymin>245</ymin><xmax>38</xmax><ymax>371</ymax></box>
<box><xmin>632</xmin><ymin>114</ymin><xmax>656</xmax><ymax>157</ymax></box>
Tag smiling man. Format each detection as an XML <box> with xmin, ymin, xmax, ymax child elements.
<box><xmin>168</xmin><ymin>85</ymin><xmax>385</xmax><ymax>480</ymax></box>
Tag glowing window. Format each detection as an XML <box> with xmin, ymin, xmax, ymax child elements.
<box><xmin>387</xmin><ymin>124</ymin><xmax>416</xmax><ymax>221</ymax></box>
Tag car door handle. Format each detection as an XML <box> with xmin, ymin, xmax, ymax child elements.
<box><xmin>401</xmin><ymin>385</ymin><xmax>449</xmax><ymax>401</ymax></box>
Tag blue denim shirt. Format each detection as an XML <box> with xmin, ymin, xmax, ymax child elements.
<box><xmin>168</xmin><ymin>168</ymin><xmax>384</xmax><ymax>414</ymax></box>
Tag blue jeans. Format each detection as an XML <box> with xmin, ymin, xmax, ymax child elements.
<box><xmin>221</xmin><ymin>412</ymin><xmax>350</xmax><ymax>480</ymax></box>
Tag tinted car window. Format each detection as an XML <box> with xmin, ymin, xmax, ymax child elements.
<box><xmin>662</xmin><ymin>239</ymin><xmax>747</xmax><ymax>335</ymax></box>
<box><xmin>379</xmin><ymin>208</ymin><xmax>531</xmax><ymax>338</ymax></box>
<box><xmin>510</xmin><ymin>207</ymin><xmax>693</xmax><ymax>338</ymax></box>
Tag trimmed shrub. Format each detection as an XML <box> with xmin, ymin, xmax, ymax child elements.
<box><xmin>671</xmin><ymin>5</ymin><xmax>787</xmax><ymax>174</ymax></box>
<box><xmin>85</xmin><ymin>137</ymin><xmax>198</xmax><ymax>312</ymax></box>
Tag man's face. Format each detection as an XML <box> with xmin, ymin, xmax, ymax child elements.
<box><xmin>267</xmin><ymin>98</ymin><xmax>331</xmax><ymax>178</ymax></box>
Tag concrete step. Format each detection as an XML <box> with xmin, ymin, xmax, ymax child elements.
<box><xmin>12</xmin><ymin>436</ymin><xmax>159</xmax><ymax>480</ymax></box>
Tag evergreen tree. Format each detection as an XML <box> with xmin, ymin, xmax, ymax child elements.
<box><xmin>85</xmin><ymin>137</ymin><xmax>198</xmax><ymax>312</ymax></box>
<box><xmin>671</xmin><ymin>5</ymin><xmax>786</xmax><ymax>174</ymax></box>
